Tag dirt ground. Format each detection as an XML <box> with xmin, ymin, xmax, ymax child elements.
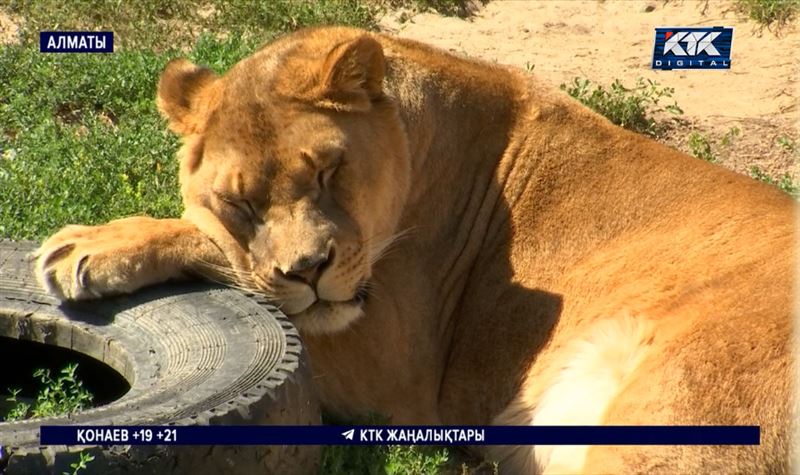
<box><xmin>0</xmin><ymin>9</ymin><xmax>19</xmax><ymax>45</ymax></box>
<box><xmin>380</xmin><ymin>0</ymin><xmax>799</xmax><ymax>180</ymax></box>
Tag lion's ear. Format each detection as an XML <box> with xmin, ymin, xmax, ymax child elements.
<box><xmin>157</xmin><ymin>59</ymin><xmax>219</xmax><ymax>135</ymax></box>
<box><xmin>316</xmin><ymin>36</ymin><xmax>385</xmax><ymax>111</ymax></box>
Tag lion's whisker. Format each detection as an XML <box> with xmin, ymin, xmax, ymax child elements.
<box><xmin>367</xmin><ymin>227</ymin><xmax>416</xmax><ymax>266</ymax></box>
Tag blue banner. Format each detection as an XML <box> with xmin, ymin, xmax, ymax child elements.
<box><xmin>40</xmin><ymin>425</ymin><xmax>760</xmax><ymax>446</ymax></box>
<box><xmin>652</xmin><ymin>27</ymin><xmax>733</xmax><ymax>70</ymax></box>
<box><xmin>40</xmin><ymin>32</ymin><xmax>114</xmax><ymax>53</ymax></box>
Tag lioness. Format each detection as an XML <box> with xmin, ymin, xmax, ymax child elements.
<box><xmin>35</xmin><ymin>27</ymin><xmax>795</xmax><ymax>473</ymax></box>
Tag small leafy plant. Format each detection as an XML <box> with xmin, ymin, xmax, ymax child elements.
<box><xmin>750</xmin><ymin>166</ymin><xmax>800</xmax><ymax>198</ymax></box>
<box><xmin>4</xmin><ymin>363</ymin><xmax>93</xmax><ymax>421</ymax></box>
<box><xmin>776</xmin><ymin>135</ymin><xmax>798</xmax><ymax>156</ymax></box>
<box><xmin>735</xmin><ymin>0</ymin><xmax>799</xmax><ymax>28</ymax></box>
<box><xmin>688</xmin><ymin>132</ymin><xmax>716</xmax><ymax>163</ymax></box>
<box><xmin>560</xmin><ymin>77</ymin><xmax>683</xmax><ymax>136</ymax></box>
<box><xmin>65</xmin><ymin>451</ymin><xmax>95</xmax><ymax>475</ymax></box>
<box><xmin>687</xmin><ymin>127</ymin><xmax>740</xmax><ymax>163</ymax></box>
<box><xmin>3</xmin><ymin>364</ymin><xmax>95</xmax><ymax>474</ymax></box>
<box><xmin>720</xmin><ymin>126</ymin><xmax>741</xmax><ymax>147</ymax></box>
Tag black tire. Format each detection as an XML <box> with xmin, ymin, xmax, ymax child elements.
<box><xmin>0</xmin><ymin>241</ymin><xmax>321</xmax><ymax>475</ymax></box>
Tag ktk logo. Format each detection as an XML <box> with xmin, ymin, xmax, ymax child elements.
<box><xmin>663</xmin><ymin>31</ymin><xmax>721</xmax><ymax>56</ymax></box>
<box><xmin>652</xmin><ymin>27</ymin><xmax>732</xmax><ymax>70</ymax></box>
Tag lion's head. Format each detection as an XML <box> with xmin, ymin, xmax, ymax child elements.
<box><xmin>156</xmin><ymin>28</ymin><xmax>411</xmax><ymax>334</ymax></box>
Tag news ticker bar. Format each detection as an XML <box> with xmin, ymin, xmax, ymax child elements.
<box><xmin>40</xmin><ymin>425</ymin><xmax>760</xmax><ymax>446</ymax></box>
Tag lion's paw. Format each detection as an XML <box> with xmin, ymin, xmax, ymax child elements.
<box><xmin>35</xmin><ymin>222</ymin><xmax>162</xmax><ymax>300</ymax></box>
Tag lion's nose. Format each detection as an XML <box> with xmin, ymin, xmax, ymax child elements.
<box><xmin>281</xmin><ymin>249</ymin><xmax>332</xmax><ymax>286</ymax></box>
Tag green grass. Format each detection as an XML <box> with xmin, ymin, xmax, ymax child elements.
<box><xmin>560</xmin><ymin>77</ymin><xmax>683</xmax><ymax>136</ymax></box>
<box><xmin>319</xmin><ymin>413</ymin><xmax>452</xmax><ymax>474</ymax></box>
<box><xmin>321</xmin><ymin>443</ymin><xmax>389</xmax><ymax>475</ymax></box>
<box><xmin>215</xmin><ymin>0</ymin><xmax>378</xmax><ymax>39</ymax></box>
<box><xmin>0</xmin><ymin>38</ymin><xmax>251</xmax><ymax>238</ymax></box>
<box><xmin>0</xmin><ymin>43</ymin><xmax>180</xmax><ymax>238</ymax></box>
<box><xmin>3</xmin><ymin>0</ymin><xmax>379</xmax><ymax>49</ymax></box>
<box><xmin>0</xmin><ymin>0</ymin><xmax>377</xmax><ymax>240</ymax></box>
<box><xmin>0</xmin><ymin>3</ymin><xmax>454</xmax><ymax>472</ymax></box>
<box><xmin>0</xmin><ymin>1</ymin><xmax>378</xmax><ymax>240</ymax></box>
<box><xmin>321</xmin><ymin>443</ymin><xmax>449</xmax><ymax>474</ymax></box>
<box><xmin>385</xmin><ymin>445</ymin><xmax>449</xmax><ymax>474</ymax></box>
<box><xmin>735</xmin><ymin>0</ymin><xmax>800</xmax><ymax>27</ymax></box>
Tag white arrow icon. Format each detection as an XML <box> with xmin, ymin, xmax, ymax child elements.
<box><xmin>342</xmin><ymin>429</ymin><xmax>355</xmax><ymax>440</ymax></box>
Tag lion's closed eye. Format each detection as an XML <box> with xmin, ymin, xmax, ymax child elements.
<box><xmin>216</xmin><ymin>193</ymin><xmax>259</xmax><ymax>225</ymax></box>
<box><xmin>317</xmin><ymin>162</ymin><xmax>339</xmax><ymax>190</ymax></box>
<box><xmin>301</xmin><ymin>148</ymin><xmax>343</xmax><ymax>194</ymax></box>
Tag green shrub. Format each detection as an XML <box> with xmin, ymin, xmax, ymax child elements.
<box><xmin>735</xmin><ymin>0</ymin><xmax>799</xmax><ymax>27</ymax></box>
<box><xmin>560</xmin><ymin>77</ymin><xmax>682</xmax><ymax>136</ymax></box>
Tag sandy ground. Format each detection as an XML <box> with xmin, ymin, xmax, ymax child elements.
<box><xmin>380</xmin><ymin>0</ymin><xmax>800</xmax><ymax>180</ymax></box>
<box><xmin>0</xmin><ymin>9</ymin><xmax>19</xmax><ymax>45</ymax></box>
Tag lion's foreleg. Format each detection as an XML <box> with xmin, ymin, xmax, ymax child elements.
<box><xmin>35</xmin><ymin>216</ymin><xmax>232</xmax><ymax>300</ymax></box>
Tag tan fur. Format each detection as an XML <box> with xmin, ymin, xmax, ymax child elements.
<box><xmin>36</xmin><ymin>27</ymin><xmax>796</xmax><ymax>473</ymax></box>
<box><xmin>490</xmin><ymin>316</ymin><xmax>654</xmax><ymax>474</ymax></box>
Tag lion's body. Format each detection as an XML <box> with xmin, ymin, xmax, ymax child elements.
<box><xmin>36</xmin><ymin>27</ymin><xmax>795</xmax><ymax>473</ymax></box>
